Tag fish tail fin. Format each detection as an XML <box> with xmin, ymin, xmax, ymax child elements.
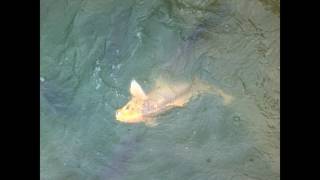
<box><xmin>191</xmin><ymin>77</ymin><xmax>234</xmax><ymax>105</ymax></box>
<box><xmin>191</xmin><ymin>77</ymin><xmax>212</xmax><ymax>93</ymax></box>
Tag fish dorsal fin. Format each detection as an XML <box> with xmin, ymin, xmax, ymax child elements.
<box><xmin>130</xmin><ymin>79</ymin><xmax>148</xmax><ymax>100</ymax></box>
<box><xmin>155</xmin><ymin>76</ymin><xmax>169</xmax><ymax>89</ymax></box>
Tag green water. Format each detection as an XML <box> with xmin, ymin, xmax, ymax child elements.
<box><xmin>40</xmin><ymin>0</ymin><xmax>280</xmax><ymax>179</ymax></box>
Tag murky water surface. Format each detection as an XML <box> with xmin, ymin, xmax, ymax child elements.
<box><xmin>40</xmin><ymin>0</ymin><xmax>279</xmax><ymax>179</ymax></box>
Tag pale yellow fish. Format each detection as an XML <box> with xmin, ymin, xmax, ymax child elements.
<box><xmin>115</xmin><ymin>77</ymin><xmax>233</xmax><ymax>127</ymax></box>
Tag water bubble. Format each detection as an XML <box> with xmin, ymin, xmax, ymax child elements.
<box><xmin>225</xmin><ymin>24</ymin><xmax>230</xmax><ymax>32</ymax></box>
<box><xmin>232</xmin><ymin>115</ymin><xmax>241</xmax><ymax>126</ymax></box>
<box><xmin>137</xmin><ymin>32</ymin><xmax>142</xmax><ymax>39</ymax></box>
<box><xmin>233</xmin><ymin>116</ymin><xmax>240</xmax><ymax>121</ymax></box>
<box><xmin>95</xmin><ymin>82</ymin><xmax>101</xmax><ymax>90</ymax></box>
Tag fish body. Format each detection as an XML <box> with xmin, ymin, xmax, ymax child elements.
<box><xmin>115</xmin><ymin>77</ymin><xmax>233</xmax><ymax>127</ymax></box>
<box><xmin>115</xmin><ymin>23</ymin><xmax>236</xmax><ymax>127</ymax></box>
<box><xmin>141</xmin><ymin>81</ymin><xmax>192</xmax><ymax>117</ymax></box>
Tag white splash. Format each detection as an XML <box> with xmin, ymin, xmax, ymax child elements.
<box><xmin>93</xmin><ymin>61</ymin><xmax>102</xmax><ymax>90</ymax></box>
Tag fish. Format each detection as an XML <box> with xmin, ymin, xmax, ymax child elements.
<box><xmin>115</xmin><ymin>77</ymin><xmax>233</xmax><ymax>127</ymax></box>
<box><xmin>115</xmin><ymin>22</ymin><xmax>235</xmax><ymax>127</ymax></box>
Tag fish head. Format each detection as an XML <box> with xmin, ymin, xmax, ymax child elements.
<box><xmin>116</xmin><ymin>97</ymin><xmax>144</xmax><ymax>123</ymax></box>
<box><xmin>116</xmin><ymin>79</ymin><xmax>148</xmax><ymax>123</ymax></box>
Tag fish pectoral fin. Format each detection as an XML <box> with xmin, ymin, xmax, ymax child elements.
<box><xmin>145</xmin><ymin>118</ymin><xmax>158</xmax><ymax>127</ymax></box>
<box><xmin>167</xmin><ymin>98</ymin><xmax>188</xmax><ymax>107</ymax></box>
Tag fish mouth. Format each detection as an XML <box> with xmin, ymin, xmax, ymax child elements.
<box><xmin>115</xmin><ymin>111</ymin><xmax>133</xmax><ymax>122</ymax></box>
<box><xmin>115</xmin><ymin>110</ymin><xmax>122</xmax><ymax>121</ymax></box>
<box><xmin>115</xmin><ymin>111</ymin><xmax>144</xmax><ymax>123</ymax></box>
